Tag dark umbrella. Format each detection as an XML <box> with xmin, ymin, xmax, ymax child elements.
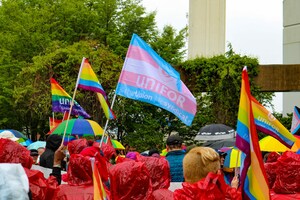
<box><xmin>194</xmin><ymin>124</ymin><xmax>235</xmax><ymax>141</ymax></box>
<box><xmin>195</xmin><ymin>124</ymin><xmax>235</xmax><ymax>141</ymax></box>
<box><xmin>202</xmin><ymin>138</ymin><xmax>236</xmax><ymax>150</ymax></box>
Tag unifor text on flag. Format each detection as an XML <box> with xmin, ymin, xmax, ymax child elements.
<box><xmin>115</xmin><ymin>34</ymin><xmax>197</xmax><ymax>126</ymax></box>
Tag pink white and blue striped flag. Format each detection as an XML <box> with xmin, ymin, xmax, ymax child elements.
<box><xmin>115</xmin><ymin>34</ymin><xmax>197</xmax><ymax>126</ymax></box>
<box><xmin>291</xmin><ymin>106</ymin><xmax>300</xmax><ymax>135</ymax></box>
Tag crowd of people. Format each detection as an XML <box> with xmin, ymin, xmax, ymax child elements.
<box><xmin>2</xmin><ymin>131</ymin><xmax>298</xmax><ymax>199</ymax></box>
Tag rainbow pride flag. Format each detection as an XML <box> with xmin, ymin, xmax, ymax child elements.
<box><xmin>93</xmin><ymin>160</ymin><xmax>108</xmax><ymax>200</ymax></box>
<box><xmin>235</xmin><ymin>67</ymin><xmax>270</xmax><ymax>200</ymax></box>
<box><xmin>251</xmin><ymin>96</ymin><xmax>296</xmax><ymax>148</ymax></box>
<box><xmin>49</xmin><ymin>117</ymin><xmax>63</xmax><ymax>130</ymax></box>
<box><xmin>51</xmin><ymin>78</ymin><xmax>90</xmax><ymax>118</ymax></box>
<box><xmin>96</xmin><ymin>93</ymin><xmax>116</xmax><ymax>120</ymax></box>
<box><xmin>77</xmin><ymin>58</ymin><xmax>116</xmax><ymax>120</ymax></box>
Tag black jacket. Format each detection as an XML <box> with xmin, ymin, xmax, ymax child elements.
<box><xmin>39</xmin><ymin>134</ymin><xmax>62</xmax><ymax>169</ymax></box>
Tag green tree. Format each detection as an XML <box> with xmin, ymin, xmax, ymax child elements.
<box><xmin>0</xmin><ymin>0</ymin><xmax>279</xmax><ymax>152</ymax></box>
<box><xmin>176</xmin><ymin>47</ymin><xmax>274</xmax><ymax>142</ymax></box>
<box><xmin>0</xmin><ymin>0</ymin><xmax>189</xmax><ymax>146</ymax></box>
<box><xmin>0</xmin><ymin>0</ymin><xmax>160</xmax><ymax>138</ymax></box>
<box><xmin>0</xmin><ymin>49</ymin><xmax>26</xmax><ymax>131</ymax></box>
<box><xmin>108</xmin><ymin>0</ymin><xmax>157</xmax><ymax>58</ymax></box>
<box><xmin>273</xmin><ymin>112</ymin><xmax>293</xmax><ymax>131</ymax></box>
<box><xmin>13</xmin><ymin>40</ymin><xmax>123</xmax><ymax>139</ymax></box>
<box><xmin>150</xmin><ymin>25</ymin><xmax>187</xmax><ymax>65</ymax></box>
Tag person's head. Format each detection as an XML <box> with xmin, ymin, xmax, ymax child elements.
<box><xmin>263</xmin><ymin>152</ymin><xmax>270</xmax><ymax>163</ymax></box>
<box><xmin>148</xmin><ymin>149</ymin><xmax>160</xmax><ymax>158</ymax></box>
<box><xmin>0</xmin><ymin>164</ymin><xmax>31</xmax><ymax>199</ymax></box>
<box><xmin>0</xmin><ymin>138</ymin><xmax>33</xmax><ymax>169</ymax></box>
<box><xmin>100</xmin><ymin>142</ymin><xmax>116</xmax><ymax>162</ymax></box>
<box><xmin>183</xmin><ymin>147</ymin><xmax>220</xmax><ymax>183</ymax></box>
<box><xmin>37</xmin><ymin>147</ymin><xmax>45</xmax><ymax>155</ymax></box>
<box><xmin>45</xmin><ymin>134</ymin><xmax>62</xmax><ymax>151</ymax></box>
<box><xmin>30</xmin><ymin>149</ymin><xmax>39</xmax><ymax>164</ymax></box>
<box><xmin>265</xmin><ymin>151</ymin><xmax>280</xmax><ymax>163</ymax></box>
<box><xmin>67</xmin><ymin>154</ymin><xmax>93</xmax><ymax>186</ymax></box>
<box><xmin>124</xmin><ymin>144</ymin><xmax>130</xmax><ymax>153</ymax></box>
<box><xmin>129</xmin><ymin>146</ymin><xmax>137</xmax><ymax>152</ymax></box>
<box><xmin>109</xmin><ymin>161</ymin><xmax>153</xmax><ymax>200</ymax></box>
<box><xmin>126</xmin><ymin>152</ymin><xmax>137</xmax><ymax>160</ymax></box>
<box><xmin>67</xmin><ymin>138</ymin><xmax>88</xmax><ymax>156</ymax></box>
<box><xmin>166</xmin><ymin>134</ymin><xmax>183</xmax><ymax>151</ymax></box>
<box><xmin>80</xmin><ymin>146</ymin><xmax>109</xmax><ymax>182</ymax></box>
<box><xmin>137</xmin><ymin>156</ymin><xmax>171</xmax><ymax>190</ymax></box>
<box><xmin>217</xmin><ymin>150</ymin><xmax>227</xmax><ymax>167</ymax></box>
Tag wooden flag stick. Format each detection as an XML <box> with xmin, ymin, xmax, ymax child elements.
<box><xmin>61</xmin><ymin>57</ymin><xmax>85</xmax><ymax>145</ymax></box>
<box><xmin>99</xmin><ymin>93</ymin><xmax>117</xmax><ymax>147</ymax></box>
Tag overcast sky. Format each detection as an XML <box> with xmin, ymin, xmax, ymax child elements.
<box><xmin>142</xmin><ymin>0</ymin><xmax>283</xmax><ymax>112</ymax></box>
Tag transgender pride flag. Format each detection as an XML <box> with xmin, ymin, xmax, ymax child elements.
<box><xmin>291</xmin><ymin>106</ymin><xmax>300</xmax><ymax>135</ymax></box>
<box><xmin>115</xmin><ymin>34</ymin><xmax>197</xmax><ymax>126</ymax></box>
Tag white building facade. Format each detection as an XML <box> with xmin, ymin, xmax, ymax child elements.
<box><xmin>283</xmin><ymin>0</ymin><xmax>300</xmax><ymax>115</ymax></box>
<box><xmin>188</xmin><ymin>0</ymin><xmax>226</xmax><ymax>59</ymax></box>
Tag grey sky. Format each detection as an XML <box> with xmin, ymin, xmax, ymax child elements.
<box><xmin>142</xmin><ymin>0</ymin><xmax>283</xmax><ymax>112</ymax></box>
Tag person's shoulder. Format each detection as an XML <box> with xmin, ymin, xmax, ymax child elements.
<box><xmin>167</xmin><ymin>150</ymin><xmax>185</xmax><ymax>155</ymax></box>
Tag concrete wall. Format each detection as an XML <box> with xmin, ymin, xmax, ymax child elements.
<box><xmin>188</xmin><ymin>0</ymin><xmax>226</xmax><ymax>59</ymax></box>
<box><xmin>282</xmin><ymin>0</ymin><xmax>300</xmax><ymax>115</ymax></box>
<box><xmin>254</xmin><ymin>64</ymin><xmax>300</xmax><ymax>92</ymax></box>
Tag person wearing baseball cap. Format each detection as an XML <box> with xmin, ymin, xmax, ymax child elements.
<box><xmin>217</xmin><ymin>150</ymin><xmax>227</xmax><ymax>168</ymax></box>
<box><xmin>216</xmin><ymin>150</ymin><xmax>236</xmax><ymax>185</ymax></box>
<box><xmin>30</xmin><ymin>149</ymin><xmax>39</xmax><ymax>164</ymax></box>
<box><xmin>165</xmin><ymin>134</ymin><xmax>185</xmax><ymax>182</ymax></box>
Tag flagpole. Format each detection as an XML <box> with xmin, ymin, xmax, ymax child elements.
<box><xmin>99</xmin><ymin>93</ymin><xmax>117</xmax><ymax>147</ymax></box>
<box><xmin>63</xmin><ymin>111</ymin><xmax>67</xmax><ymax>121</ymax></box>
<box><xmin>234</xmin><ymin>150</ymin><xmax>240</xmax><ymax>176</ymax></box>
<box><xmin>99</xmin><ymin>35</ymin><xmax>133</xmax><ymax>147</ymax></box>
<box><xmin>49</xmin><ymin>117</ymin><xmax>51</xmax><ymax>130</ymax></box>
<box><xmin>52</xmin><ymin>112</ymin><xmax>55</xmax><ymax>128</ymax></box>
<box><xmin>61</xmin><ymin>57</ymin><xmax>86</xmax><ymax>145</ymax></box>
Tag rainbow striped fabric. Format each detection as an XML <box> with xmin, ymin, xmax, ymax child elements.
<box><xmin>77</xmin><ymin>58</ymin><xmax>116</xmax><ymax>120</ymax></box>
<box><xmin>78</xmin><ymin>58</ymin><xmax>107</xmax><ymax>96</ymax></box>
<box><xmin>252</xmin><ymin>96</ymin><xmax>296</xmax><ymax>148</ymax></box>
<box><xmin>51</xmin><ymin>78</ymin><xmax>90</xmax><ymax>118</ymax></box>
<box><xmin>235</xmin><ymin>67</ymin><xmax>270</xmax><ymax>200</ymax></box>
<box><xmin>93</xmin><ymin>160</ymin><xmax>108</xmax><ymax>200</ymax></box>
<box><xmin>96</xmin><ymin>93</ymin><xmax>116</xmax><ymax>120</ymax></box>
<box><xmin>49</xmin><ymin>117</ymin><xmax>63</xmax><ymax>130</ymax></box>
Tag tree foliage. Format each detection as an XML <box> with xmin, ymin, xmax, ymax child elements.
<box><xmin>150</xmin><ymin>25</ymin><xmax>187</xmax><ymax>65</ymax></box>
<box><xmin>0</xmin><ymin>0</ymin><xmax>187</xmax><ymax>146</ymax></box>
<box><xmin>0</xmin><ymin>0</ymin><xmax>281</xmax><ymax>151</ymax></box>
<box><xmin>176</xmin><ymin>46</ymin><xmax>274</xmax><ymax>143</ymax></box>
<box><xmin>14</xmin><ymin>40</ymin><xmax>124</xmax><ymax>139</ymax></box>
